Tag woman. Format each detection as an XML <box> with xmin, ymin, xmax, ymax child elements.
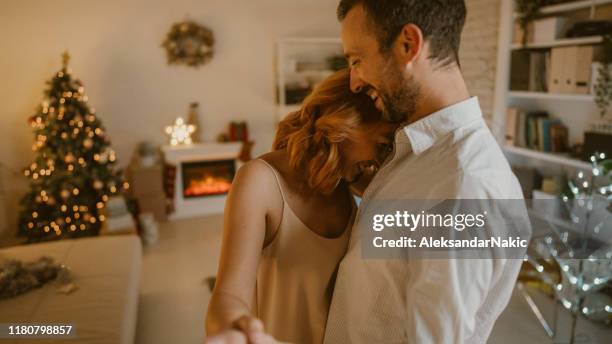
<box><xmin>205</xmin><ymin>69</ymin><xmax>396</xmax><ymax>343</ymax></box>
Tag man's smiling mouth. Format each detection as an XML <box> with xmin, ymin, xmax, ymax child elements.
<box><xmin>367</xmin><ymin>89</ymin><xmax>384</xmax><ymax>110</ymax></box>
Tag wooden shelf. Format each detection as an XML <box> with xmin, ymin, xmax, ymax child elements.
<box><xmin>513</xmin><ymin>0</ymin><xmax>612</xmax><ymax>17</ymax></box>
<box><xmin>511</xmin><ymin>36</ymin><xmax>603</xmax><ymax>50</ymax></box>
<box><xmin>286</xmin><ymin>70</ymin><xmax>335</xmax><ymax>79</ymax></box>
<box><xmin>508</xmin><ymin>91</ymin><xmax>594</xmax><ymax>101</ymax></box>
<box><xmin>279</xmin><ymin>37</ymin><xmax>342</xmax><ymax>44</ymax></box>
<box><xmin>503</xmin><ymin>145</ymin><xmax>591</xmax><ymax>170</ymax></box>
<box><xmin>275</xmin><ymin>37</ymin><xmax>342</xmax><ymax>122</ymax></box>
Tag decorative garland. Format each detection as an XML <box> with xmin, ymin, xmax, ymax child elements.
<box><xmin>162</xmin><ymin>21</ymin><xmax>214</xmax><ymax>68</ymax></box>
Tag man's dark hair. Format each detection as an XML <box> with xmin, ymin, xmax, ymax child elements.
<box><xmin>337</xmin><ymin>0</ymin><xmax>466</xmax><ymax>67</ymax></box>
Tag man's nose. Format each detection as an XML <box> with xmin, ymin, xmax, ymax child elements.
<box><xmin>350</xmin><ymin>69</ymin><xmax>364</xmax><ymax>93</ymax></box>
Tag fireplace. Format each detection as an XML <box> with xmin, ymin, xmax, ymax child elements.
<box><xmin>162</xmin><ymin>142</ymin><xmax>243</xmax><ymax>220</ymax></box>
<box><xmin>182</xmin><ymin>160</ymin><xmax>235</xmax><ymax>198</ymax></box>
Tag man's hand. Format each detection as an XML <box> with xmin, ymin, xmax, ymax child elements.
<box><xmin>233</xmin><ymin>315</ymin><xmax>281</xmax><ymax>344</ymax></box>
<box><xmin>204</xmin><ymin>329</ymin><xmax>248</xmax><ymax>344</ymax></box>
<box><xmin>204</xmin><ymin>316</ymin><xmax>283</xmax><ymax>344</ymax></box>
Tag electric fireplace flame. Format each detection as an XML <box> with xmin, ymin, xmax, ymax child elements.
<box><xmin>184</xmin><ymin>176</ymin><xmax>232</xmax><ymax>196</ymax></box>
<box><xmin>181</xmin><ymin>159</ymin><xmax>235</xmax><ymax>198</ymax></box>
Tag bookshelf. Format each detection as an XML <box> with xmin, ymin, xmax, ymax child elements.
<box><xmin>493</xmin><ymin>0</ymin><xmax>611</xmax><ymax>183</ymax></box>
<box><xmin>510</xmin><ymin>35</ymin><xmax>603</xmax><ymax>49</ymax></box>
<box><xmin>502</xmin><ymin>145</ymin><xmax>591</xmax><ymax>169</ymax></box>
<box><xmin>275</xmin><ymin>37</ymin><xmax>344</xmax><ymax>121</ymax></box>
<box><xmin>508</xmin><ymin>91</ymin><xmax>594</xmax><ymax>101</ymax></box>
<box><xmin>513</xmin><ymin>0</ymin><xmax>612</xmax><ymax>17</ymax></box>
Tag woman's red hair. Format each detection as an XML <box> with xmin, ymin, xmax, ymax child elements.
<box><xmin>273</xmin><ymin>69</ymin><xmax>380</xmax><ymax>194</ymax></box>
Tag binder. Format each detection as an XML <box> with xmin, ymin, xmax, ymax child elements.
<box><xmin>549</xmin><ymin>46</ymin><xmax>593</xmax><ymax>94</ymax></box>
<box><xmin>506</xmin><ymin>108</ymin><xmax>518</xmax><ymax>145</ymax></box>
<box><xmin>549</xmin><ymin>47</ymin><xmax>566</xmax><ymax>93</ymax></box>
<box><xmin>574</xmin><ymin>46</ymin><xmax>593</xmax><ymax>94</ymax></box>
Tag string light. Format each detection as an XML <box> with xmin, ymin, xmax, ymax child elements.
<box><xmin>20</xmin><ymin>55</ymin><xmax>128</xmax><ymax>238</ymax></box>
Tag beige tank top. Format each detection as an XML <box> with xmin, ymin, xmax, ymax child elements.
<box><xmin>255</xmin><ymin>159</ymin><xmax>354</xmax><ymax>344</ymax></box>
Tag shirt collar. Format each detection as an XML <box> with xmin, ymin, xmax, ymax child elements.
<box><xmin>396</xmin><ymin>96</ymin><xmax>482</xmax><ymax>155</ymax></box>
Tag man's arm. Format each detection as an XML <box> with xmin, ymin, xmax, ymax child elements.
<box><xmin>404</xmin><ymin>258</ymin><xmax>495</xmax><ymax>343</ymax></box>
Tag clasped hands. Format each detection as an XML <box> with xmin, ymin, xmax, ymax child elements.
<box><xmin>204</xmin><ymin>315</ymin><xmax>284</xmax><ymax>344</ymax></box>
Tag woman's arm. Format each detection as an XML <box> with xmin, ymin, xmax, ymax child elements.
<box><xmin>205</xmin><ymin>160</ymin><xmax>282</xmax><ymax>335</ymax></box>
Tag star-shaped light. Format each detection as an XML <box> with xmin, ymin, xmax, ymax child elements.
<box><xmin>165</xmin><ymin>117</ymin><xmax>196</xmax><ymax>146</ymax></box>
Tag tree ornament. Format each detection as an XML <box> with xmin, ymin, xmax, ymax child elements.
<box><xmin>64</xmin><ymin>153</ymin><xmax>75</xmax><ymax>163</ymax></box>
<box><xmin>93</xmin><ymin>180</ymin><xmax>104</xmax><ymax>190</ymax></box>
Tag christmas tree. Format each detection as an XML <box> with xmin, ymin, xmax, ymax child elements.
<box><xmin>18</xmin><ymin>52</ymin><xmax>128</xmax><ymax>242</ymax></box>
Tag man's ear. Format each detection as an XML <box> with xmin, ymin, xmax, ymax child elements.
<box><xmin>395</xmin><ymin>23</ymin><xmax>423</xmax><ymax>65</ymax></box>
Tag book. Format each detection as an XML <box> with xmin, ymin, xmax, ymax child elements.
<box><xmin>539</xmin><ymin>118</ymin><xmax>561</xmax><ymax>152</ymax></box>
<box><xmin>516</xmin><ymin>111</ymin><xmax>527</xmax><ymax>148</ymax></box>
<box><xmin>510</xmin><ymin>51</ymin><xmax>531</xmax><ymax>91</ymax></box>
<box><xmin>528</xmin><ymin>51</ymin><xmax>549</xmax><ymax>92</ymax></box>
<box><xmin>550</xmin><ymin>123</ymin><xmax>569</xmax><ymax>153</ymax></box>
<box><xmin>505</xmin><ymin>108</ymin><xmax>519</xmax><ymax>145</ymax></box>
<box><xmin>526</xmin><ymin>112</ymin><xmax>548</xmax><ymax>149</ymax></box>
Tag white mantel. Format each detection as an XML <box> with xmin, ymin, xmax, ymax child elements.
<box><xmin>162</xmin><ymin>142</ymin><xmax>243</xmax><ymax>220</ymax></box>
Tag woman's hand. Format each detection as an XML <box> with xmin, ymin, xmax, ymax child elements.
<box><xmin>233</xmin><ymin>316</ymin><xmax>280</xmax><ymax>343</ymax></box>
<box><xmin>204</xmin><ymin>316</ymin><xmax>283</xmax><ymax>344</ymax></box>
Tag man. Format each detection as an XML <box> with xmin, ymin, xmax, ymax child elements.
<box><xmin>207</xmin><ymin>1</ymin><xmax>527</xmax><ymax>342</ymax></box>
<box><xmin>324</xmin><ymin>1</ymin><xmax>526</xmax><ymax>343</ymax></box>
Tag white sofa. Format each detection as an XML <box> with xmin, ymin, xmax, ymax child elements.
<box><xmin>0</xmin><ymin>235</ymin><xmax>142</xmax><ymax>343</ymax></box>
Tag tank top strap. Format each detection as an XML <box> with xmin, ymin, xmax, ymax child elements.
<box><xmin>256</xmin><ymin>159</ymin><xmax>287</xmax><ymax>203</ymax></box>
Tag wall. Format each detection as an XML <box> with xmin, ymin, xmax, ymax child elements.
<box><xmin>0</xmin><ymin>0</ymin><xmax>501</xmax><ymax>237</ymax></box>
<box><xmin>460</xmin><ymin>0</ymin><xmax>501</xmax><ymax>121</ymax></box>
<box><xmin>0</xmin><ymin>0</ymin><xmax>340</xmax><ymax>237</ymax></box>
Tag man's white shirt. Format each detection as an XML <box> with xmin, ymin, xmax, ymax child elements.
<box><xmin>324</xmin><ymin>97</ymin><xmax>529</xmax><ymax>344</ymax></box>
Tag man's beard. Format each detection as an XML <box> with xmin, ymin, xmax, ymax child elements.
<box><xmin>378</xmin><ymin>59</ymin><xmax>421</xmax><ymax>123</ymax></box>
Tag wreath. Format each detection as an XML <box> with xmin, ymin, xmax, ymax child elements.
<box><xmin>162</xmin><ymin>20</ymin><xmax>214</xmax><ymax>68</ymax></box>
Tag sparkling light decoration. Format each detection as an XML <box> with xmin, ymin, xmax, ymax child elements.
<box><xmin>165</xmin><ymin>117</ymin><xmax>196</xmax><ymax>146</ymax></box>
<box><xmin>18</xmin><ymin>52</ymin><xmax>128</xmax><ymax>242</ymax></box>
<box><xmin>527</xmin><ymin>152</ymin><xmax>612</xmax><ymax>337</ymax></box>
